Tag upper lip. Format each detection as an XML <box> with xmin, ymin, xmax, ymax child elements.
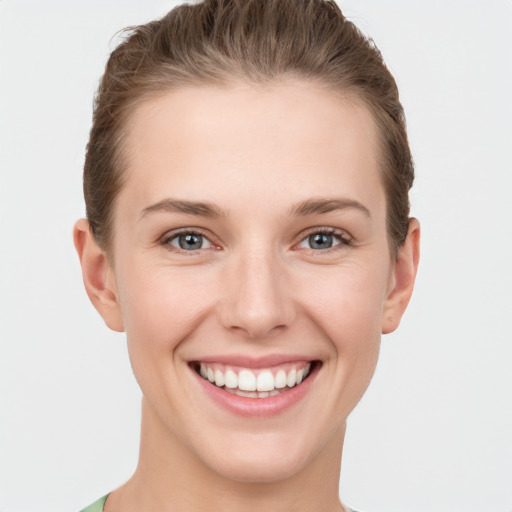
<box><xmin>190</xmin><ymin>354</ymin><xmax>317</xmax><ymax>369</ymax></box>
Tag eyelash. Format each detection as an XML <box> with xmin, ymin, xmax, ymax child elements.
<box><xmin>160</xmin><ymin>229</ymin><xmax>218</xmax><ymax>253</ymax></box>
<box><xmin>295</xmin><ymin>227</ymin><xmax>353</xmax><ymax>252</ymax></box>
<box><xmin>159</xmin><ymin>227</ymin><xmax>353</xmax><ymax>254</ymax></box>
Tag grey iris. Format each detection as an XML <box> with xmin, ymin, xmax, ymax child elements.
<box><xmin>309</xmin><ymin>233</ymin><xmax>333</xmax><ymax>249</ymax></box>
<box><xmin>179</xmin><ymin>233</ymin><xmax>203</xmax><ymax>250</ymax></box>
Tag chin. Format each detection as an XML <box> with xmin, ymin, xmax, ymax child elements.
<box><xmin>211</xmin><ymin>452</ymin><xmax>311</xmax><ymax>484</ymax></box>
<box><xmin>194</xmin><ymin>430</ymin><xmax>318</xmax><ymax>484</ymax></box>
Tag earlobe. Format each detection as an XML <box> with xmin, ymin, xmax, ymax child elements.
<box><xmin>381</xmin><ymin>218</ymin><xmax>420</xmax><ymax>334</ymax></box>
<box><xmin>73</xmin><ymin>219</ymin><xmax>125</xmax><ymax>332</ymax></box>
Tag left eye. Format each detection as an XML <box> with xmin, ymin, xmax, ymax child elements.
<box><xmin>168</xmin><ymin>232</ymin><xmax>213</xmax><ymax>251</ymax></box>
<box><xmin>298</xmin><ymin>232</ymin><xmax>343</xmax><ymax>250</ymax></box>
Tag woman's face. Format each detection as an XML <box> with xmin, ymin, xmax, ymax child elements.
<box><xmin>88</xmin><ymin>81</ymin><xmax>415</xmax><ymax>483</ymax></box>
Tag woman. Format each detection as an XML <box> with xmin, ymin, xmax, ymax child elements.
<box><xmin>74</xmin><ymin>0</ymin><xmax>420</xmax><ymax>510</ymax></box>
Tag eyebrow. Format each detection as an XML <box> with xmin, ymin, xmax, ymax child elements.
<box><xmin>139</xmin><ymin>199</ymin><xmax>227</xmax><ymax>220</ymax></box>
<box><xmin>290</xmin><ymin>197</ymin><xmax>371</xmax><ymax>217</ymax></box>
<box><xmin>139</xmin><ymin>196</ymin><xmax>370</xmax><ymax>220</ymax></box>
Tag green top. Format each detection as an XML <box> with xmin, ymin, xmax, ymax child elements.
<box><xmin>79</xmin><ymin>494</ymin><xmax>109</xmax><ymax>512</ymax></box>
<box><xmin>79</xmin><ymin>494</ymin><xmax>358</xmax><ymax>512</ymax></box>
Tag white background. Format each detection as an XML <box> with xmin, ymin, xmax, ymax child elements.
<box><xmin>0</xmin><ymin>1</ymin><xmax>511</xmax><ymax>511</ymax></box>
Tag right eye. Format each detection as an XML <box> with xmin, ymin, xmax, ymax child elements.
<box><xmin>165</xmin><ymin>232</ymin><xmax>214</xmax><ymax>251</ymax></box>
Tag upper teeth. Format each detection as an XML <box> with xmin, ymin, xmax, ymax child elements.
<box><xmin>199</xmin><ymin>363</ymin><xmax>311</xmax><ymax>392</ymax></box>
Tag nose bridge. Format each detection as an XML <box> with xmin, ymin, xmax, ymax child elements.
<box><xmin>220</xmin><ymin>245</ymin><xmax>294</xmax><ymax>338</ymax></box>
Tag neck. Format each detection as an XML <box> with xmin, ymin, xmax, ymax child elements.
<box><xmin>107</xmin><ymin>398</ymin><xmax>346</xmax><ymax>512</ymax></box>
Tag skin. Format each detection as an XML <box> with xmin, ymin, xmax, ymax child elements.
<box><xmin>74</xmin><ymin>80</ymin><xmax>420</xmax><ymax>512</ymax></box>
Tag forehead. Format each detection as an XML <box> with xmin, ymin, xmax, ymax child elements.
<box><xmin>119</xmin><ymin>81</ymin><xmax>384</xmax><ymax>217</ymax></box>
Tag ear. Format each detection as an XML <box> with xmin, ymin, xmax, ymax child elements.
<box><xmin>73</xmin><ymin>219</ymin><xmax>124</xmax><ymax>332</ymax></box>
<box><xmin>381</xmin><ymin>218</ymin><xmax>420</xmax><ymax>334</ymax></box>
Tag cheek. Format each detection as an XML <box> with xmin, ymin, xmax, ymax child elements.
<box><xmin>301</xmin><ymin>263</ymin><xmax>389</xmax><ymax>348</ymax></box>
<box><xmin>314</xmin><ymin>283</ymin><xmax>382</xmax><ymax>381</ymax></box>
<box><xmin>115</xmin><ymin>262</ymin><xmax>220</xmax><ymax>419</ymax></box>
<box><xmin>297</xmin><ymin>263</ymin><xmax>387</xmax><ymax>409</ymax></box>
<box><xmin>116</xmin><ymin>261</ymin><xmax>216</xmax><ymax>359</ymax></box>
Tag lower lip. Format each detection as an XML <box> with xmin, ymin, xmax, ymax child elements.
<box><xmin>192</xmin><ymin>364</ymin><xmax>320</xmax><ymax>417</ymax></box>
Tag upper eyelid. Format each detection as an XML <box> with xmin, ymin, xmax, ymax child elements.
<box><xmin>161</xmin><ymin>227</ymin><xmax>214</xmax><ymax>242</ymax></box>
<box><xmin>293</xmin><ymin>227</ymin><xmax>353</xmax><ymax>252</ymax></box>
<box><xmin>163</xmin><ymin>239</ymin><xmax>217</xmax><ymax>261</ymax></box>
<box><xmin>297</xmin><ymin>226</ymin><xmax>352</xmax><ymax>241</ymax></box>
<box><xmin>158</xmin><ymin>226</ymin><xmax>352</xmax><ymax>248</ymax></box>
<box><xmin>159</xmin><ymin>228</ymin><xmax>220</xmax><ymax>253</ymax></box>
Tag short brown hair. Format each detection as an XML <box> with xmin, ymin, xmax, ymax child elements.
<box><xmin>84</xmin><ymin>0</ymin><xmax>414</xmax><ymax>255</ymax></box>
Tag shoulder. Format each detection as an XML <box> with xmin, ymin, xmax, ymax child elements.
<box><xmin>78</xmin><ymin>494</ymin><xmax>109</xmax><ymax>512</ymax></box>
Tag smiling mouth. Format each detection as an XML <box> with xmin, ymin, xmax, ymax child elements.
<box><xmin>190</xmin><ymin>361</ymin><xmax>320</xmax><ymax>399</ymax></box>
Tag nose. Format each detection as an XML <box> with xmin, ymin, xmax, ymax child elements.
<box><xmin>218</xmin><ymin>251</ymin><xmax>296</xmax><ymax>339</ymax></box>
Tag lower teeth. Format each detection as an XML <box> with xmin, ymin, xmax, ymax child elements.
<box><xmin>224</xmin><ymin>387</ymin><xmax>285</xmax><ymax>398</ymax></box>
